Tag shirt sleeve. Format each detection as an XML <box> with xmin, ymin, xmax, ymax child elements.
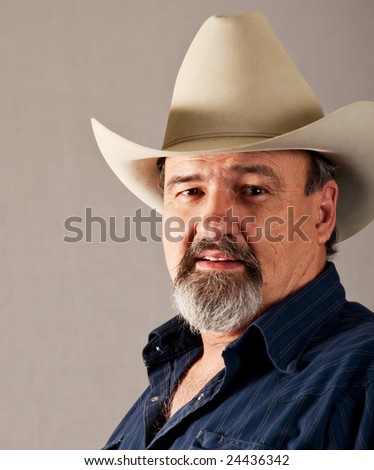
<box><xmin>325</xmin><ymin>383</ymin><xmax>374</xmax><ymax>449</ymax></box>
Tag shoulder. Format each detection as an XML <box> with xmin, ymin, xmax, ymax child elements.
<box><xmin>305</xmin><ymin>300</ymin><xmax>374</xmax><ymax>385</ymax></box>
<box><xmin>339</xmin><ymin>302</ymin><xmax>374</xmax><ymax>377</ymax></box>
<box><xmin>321</xmin><ymin>299</ymin><xmax>374</xmax><ymax>343</ymax></box>
<box><xmin>334</xmin><ymin>300</ymin><xmax>374</xmax><ymax>347</ymax></box>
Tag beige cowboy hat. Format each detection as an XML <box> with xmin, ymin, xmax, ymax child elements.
<box><xmin>91</xmin><ymin>12</ymin><xmax>374</xmax><ymax>241</ymax></box>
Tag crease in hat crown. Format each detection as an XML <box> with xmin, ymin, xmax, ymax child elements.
<box><xmin>91</xmin><ymin>11</ymin><xmax>374</xmax><ymax>241</ymax></box>
<box><xmin>162</xmin><ymin>12</ymin><xmax>324</xmax><ymax>152</ymax></box>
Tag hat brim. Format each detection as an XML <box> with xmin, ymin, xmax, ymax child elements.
<box><xmin>91</xmin><ymin>101</ymin><xmax>374</xmax><ymax>241</ymax></box>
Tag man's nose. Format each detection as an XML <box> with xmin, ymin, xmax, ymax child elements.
<box><xmin>194</xmin><ymin>191</ymin><xmax>242</xmax><ymax>241</ymax></box>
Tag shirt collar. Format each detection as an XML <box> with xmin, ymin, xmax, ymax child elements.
<box><xmin>241</xmin><ymin>262</ymin><xmax>346</xmax><ymax>374</ymax></box>
<box><xmin>142</xmin><ymin>316</ymin><xmax>201</xmax><ymax>368</ymax></box>
<box><xmin>143</xmin><ymin>262</ymin><xmax>346</xmax><ymax>374</ymax></box>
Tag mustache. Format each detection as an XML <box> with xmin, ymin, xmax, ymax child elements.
<box><xmin>176</xmin><ymin>237</ymin><xmax>262</xmax><ymax>282</ymax></box>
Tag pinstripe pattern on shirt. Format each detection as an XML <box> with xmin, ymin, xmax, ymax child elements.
<box><xmin>104</xmin><ymin>263</ymin><xmax>374</xmax><ymax>450</ymax></box>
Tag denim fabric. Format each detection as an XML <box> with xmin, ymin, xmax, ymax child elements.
<box><xmin>104</xmin><ymin>263</ymin><xmax>374</xmax><ymax>450</ymax></box>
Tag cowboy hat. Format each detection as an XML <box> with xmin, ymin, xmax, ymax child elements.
<box><xmin>91</xmin><ymin>12</ymin><xmax>374</xmax><ymax>241</ymax></box>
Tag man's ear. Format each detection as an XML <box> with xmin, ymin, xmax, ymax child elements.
<box><xmin>315</xmin><ymin>180</ymin><xmax>339</xmax><ymax>246</ymax></box>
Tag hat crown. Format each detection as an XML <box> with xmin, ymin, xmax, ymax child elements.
<box><xmin>163</xmin><ymin>12</ymin><xmax>324</xmax><ymax>151</ymax></box>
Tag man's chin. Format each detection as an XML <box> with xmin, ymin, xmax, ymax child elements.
<box><xmin>173</xmin><ymin>268</ymin><xmax>263</xmax><ymax>334</ymax></box>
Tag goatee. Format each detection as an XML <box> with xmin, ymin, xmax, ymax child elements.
<box><xmin>173</xmin><ymin>238</ymin><xmax>263</xmax><ymax>334</ymax></box>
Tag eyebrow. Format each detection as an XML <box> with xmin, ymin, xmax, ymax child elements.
<box><xmin>165</xmin><ymin>174</ymin><xmax>204</xmax><ymax>192</ymax></box>
<box><xmin>165</xmin><ymin>163</ymin><xmax>282</xmax><ymax>192</ymax></box>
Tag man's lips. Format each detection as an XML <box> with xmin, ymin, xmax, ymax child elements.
<box><xmin>195</xmin><ymin>250</ymin><xmax>244</xmax><ymax>270</ymax></box>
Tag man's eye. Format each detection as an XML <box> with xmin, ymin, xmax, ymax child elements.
<box><xmin>243</xmin><ymin>186</ymin><xmax>266</xmax><ymax>196</ymax></box>
<box><xmin>180</xmin><ymin>188</ymin><xmax>201</xmax><ymax>196</ymax></box>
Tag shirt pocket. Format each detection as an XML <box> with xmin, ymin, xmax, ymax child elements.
<box><xmin>190</xmin><ymin>430</ymin><xmax>274</xmax><ymax>450</ymax></box>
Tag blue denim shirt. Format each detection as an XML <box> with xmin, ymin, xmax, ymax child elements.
<box><xmin>104</xmin><ymin>263</ymin><xmax>374</xmax><ymax>450</ymax></box>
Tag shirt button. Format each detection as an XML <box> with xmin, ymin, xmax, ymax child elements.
<box><xmin>150</xmin><ymin>396</ymin><xmax>160</xmax><ymax>402</ymax></box>
<box><xmin>197</xmin><ymin>392</ymin><xmax>205</xmax><ymax>401</ymax></box>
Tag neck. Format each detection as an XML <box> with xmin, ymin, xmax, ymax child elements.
<box><xmin>199</xmin><ymin>328</ymin><xmax>245</xmax><ymax>364</ymax></box>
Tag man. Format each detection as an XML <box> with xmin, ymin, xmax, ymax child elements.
<box><xmin>91</xmin><ymin>13</ymin><xmax>374</xmax><ymax>449</ymax></box>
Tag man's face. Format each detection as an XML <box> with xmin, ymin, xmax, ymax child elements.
<box><xmin>162</xmin><ymin>151</ymin><xmax>331</xmax><ymax>328</ymax></box>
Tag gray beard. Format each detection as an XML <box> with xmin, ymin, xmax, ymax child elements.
<box><xmin>172</xmin><ymin>239</ymin><xmax>263</xmax><ymax>334</ymax></box>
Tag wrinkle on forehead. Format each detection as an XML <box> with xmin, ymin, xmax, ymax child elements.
<box><xmin>165</xmin><ymin>150</ymin><xmax>310</xmax><ymax>167</ymax></box>
<box><xmin>164</xmin><ymin>150</ymin><xmax>310</xmax><ymax>186</ymax></box>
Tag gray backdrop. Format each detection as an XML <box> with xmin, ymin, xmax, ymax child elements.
<box><xmin>0</xmin><ymin>0</ymin><xmax>373</xmax><ymax>449</ymax></box>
